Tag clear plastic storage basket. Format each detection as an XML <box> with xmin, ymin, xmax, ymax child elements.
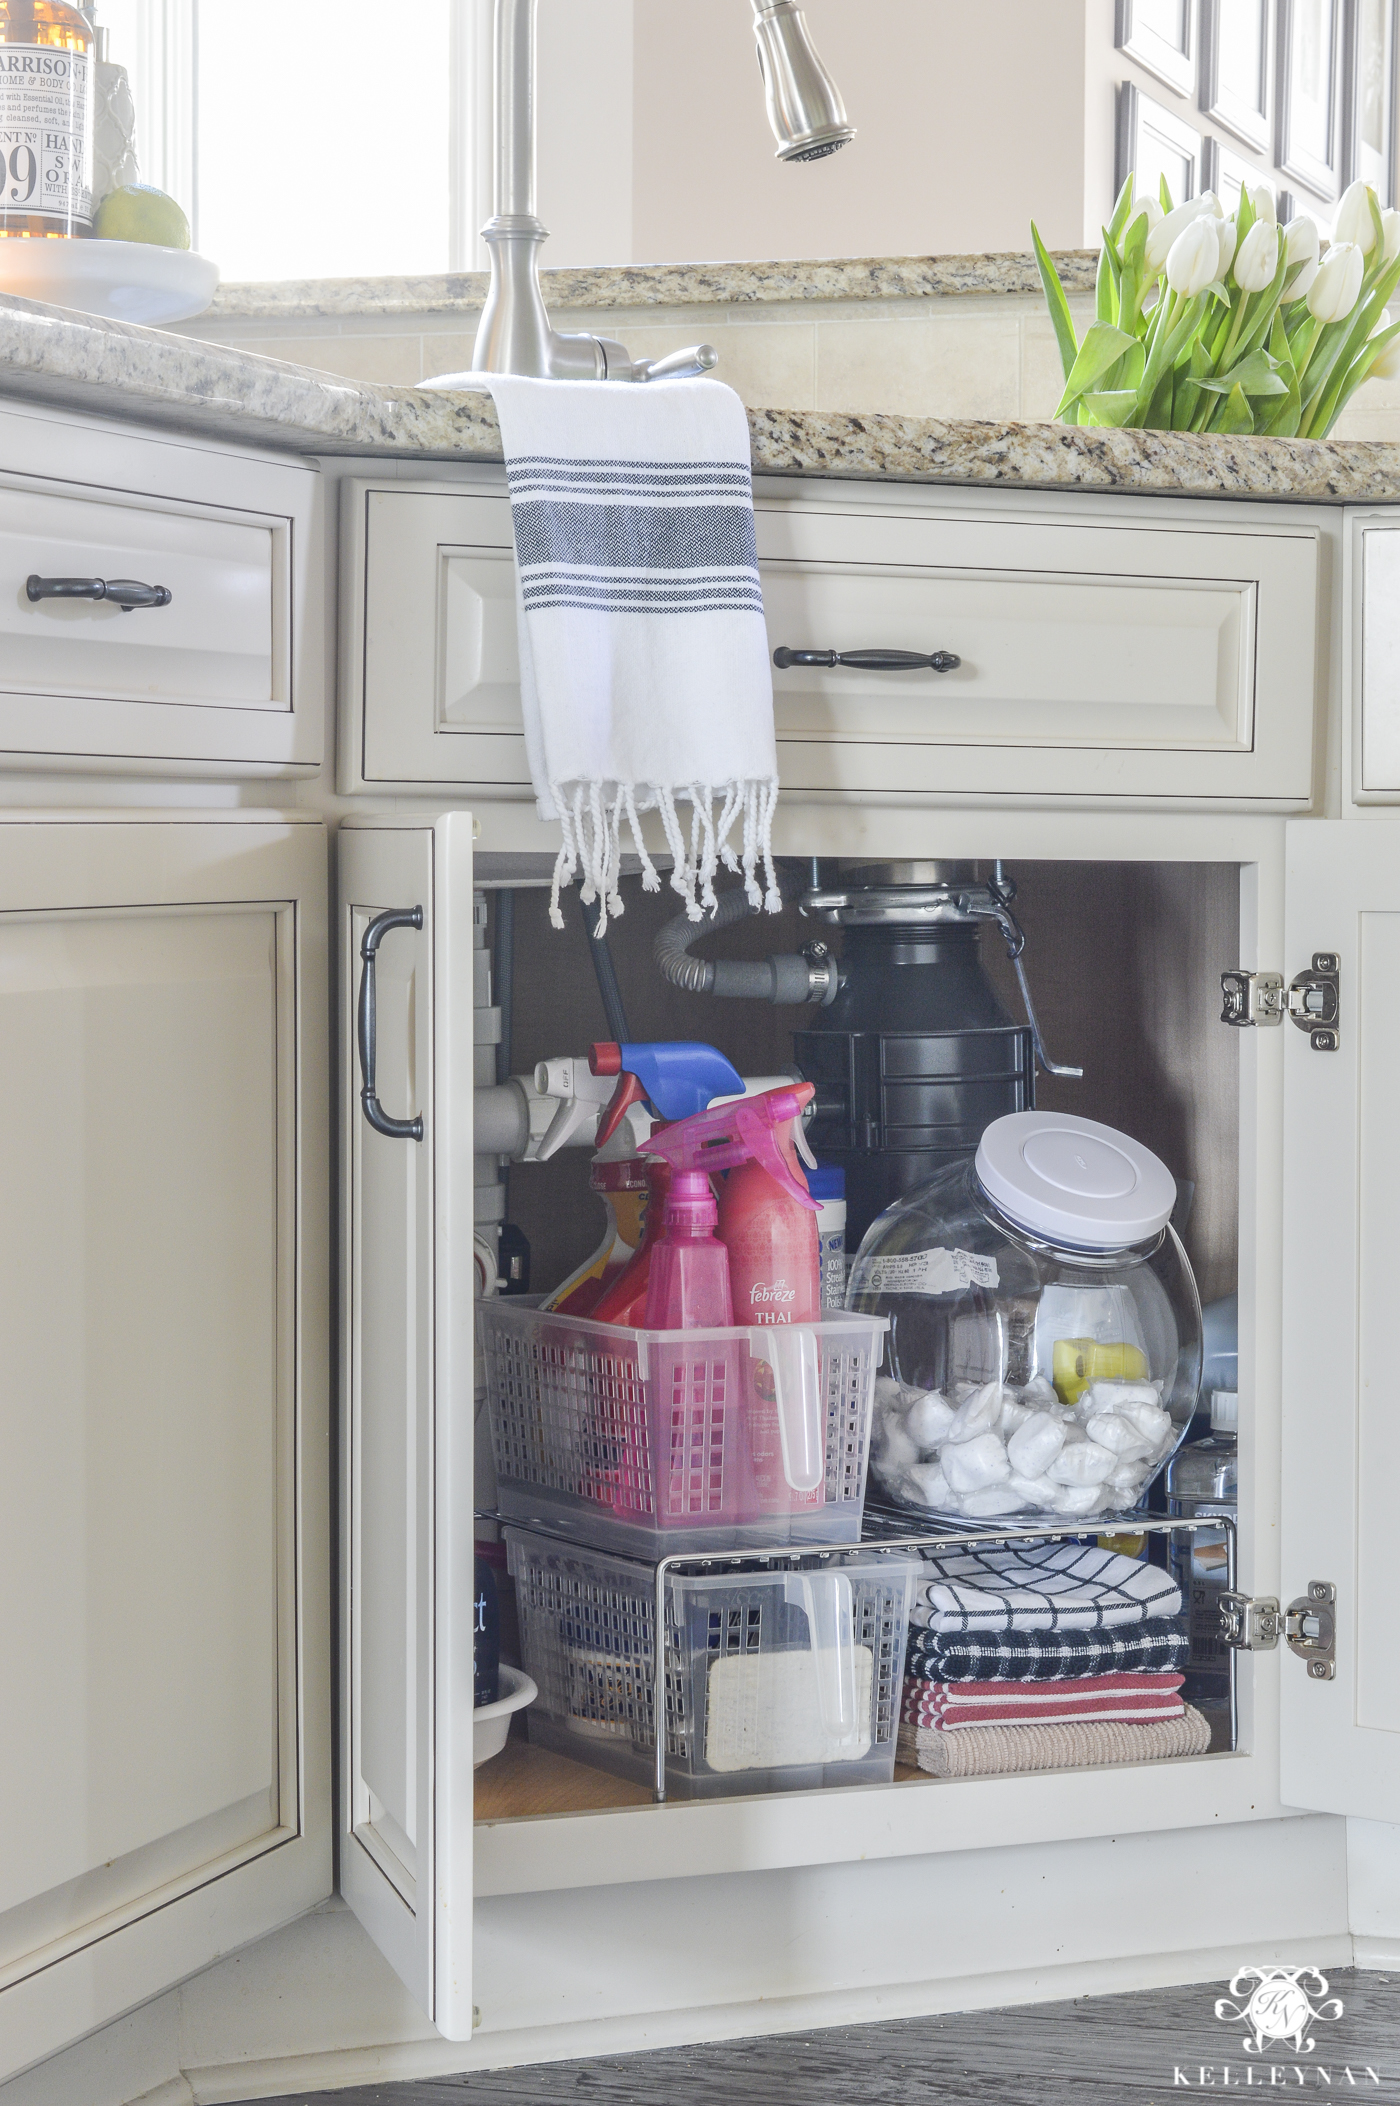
<box><xmin>479</xmin><ymin>1303</ymin><xmax>887</xmax><ymax>1556</ymax></box>
<box><xmin>505</xmin><ymin>1525</ymin><xmax>917</xmax><ymax>1798</ymax></box>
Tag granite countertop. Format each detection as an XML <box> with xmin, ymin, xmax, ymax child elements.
<box><xmin>207</xmin><ymin>251</ymin><xmax>1101</xmax><ymax>319</ymax></box>
<box><xmin>3</xmin><ymin>288</ymin><xmax>1400</xmax><ymax>504</ymax></box>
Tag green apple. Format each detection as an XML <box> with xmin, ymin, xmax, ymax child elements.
<box><xmin>93</xmin><ymin>184</ymin><xmax>191</xmax><ymax>250</ymax></box>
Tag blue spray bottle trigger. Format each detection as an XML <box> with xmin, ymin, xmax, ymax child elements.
<box><xmin>589</xmin><ymin>1041</ymin><xmax>745</xmax><ymax>1135</ymax></box>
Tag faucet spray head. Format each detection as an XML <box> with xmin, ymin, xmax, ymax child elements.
<box><xmin>751</xmin><ymin>0</ymin><xmax>854</xmax><ymax>162</ymax></box>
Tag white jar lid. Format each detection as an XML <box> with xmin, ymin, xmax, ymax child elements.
<box><xmin>1210</xmin><ymin>1389</ymin><xmax>1238</xmax><ymax>1431</ymax></box>
<box><xmin>974</xmin><ymin>1110</ymin><xmax>1178</xmax><ymax>1250</ymax></box>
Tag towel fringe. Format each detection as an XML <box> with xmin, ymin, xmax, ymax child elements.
<box><xmin>548</xmin><ymin>776</ymin><xmax>779</xmax><ymax>930</ymax></box>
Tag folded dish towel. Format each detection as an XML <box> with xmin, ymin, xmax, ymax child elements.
<box><xmin>909</xmin><ymin>1541</ymin><xmax>1183</xmax><ymax>1635</ymax></box>
<box><xmin>906</xmin><ymin>1617</ymin><xmax>1190</xmax><ymax>1682</ymax></box>
<box><xmin>486</xmin><ymin>373</ymin><xmax>779</xmax><ymax>932</ymax></box>
<box><xmin>901</xmin><ymin>1671</ymin><xmax>1185</xmax><ymax>1732</ymax></box>
<box><xmin>897</xmin><ymin>1703</ymin><xmax>1211</xmax><ymax>1778</ymax></box>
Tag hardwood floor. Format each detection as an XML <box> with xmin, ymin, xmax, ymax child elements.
<box><xmin>232</xmin><ymin>1968</ymin><xmax>1398</xmax><ymax>2105</ymax></box>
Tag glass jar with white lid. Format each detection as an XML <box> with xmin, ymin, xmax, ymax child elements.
<box><xmin>847</xmin><ymin>1110</ymin><xmax>1202</xmax><ymax>1524</ymax></box>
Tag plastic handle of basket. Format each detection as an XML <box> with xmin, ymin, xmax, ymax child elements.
<box><xmin>758</xmin><ymin>1327</ymin><xmax>824</xmax><ymax>1493</ymax></box>
<box><xmin>785</xmin><ymin>1572</ymin><xmax>860</xmax><ymax>1754</ymax></box>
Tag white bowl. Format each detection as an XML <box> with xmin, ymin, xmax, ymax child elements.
<box><xmin>473</xmin><ymin>1663</ymin><xmax>537</xmax><ymax>1768</ymax></box>
<box><xmin>0</xmin><ymin>238</ymin><xmax>219</xmax><ymax>324</ymax></box>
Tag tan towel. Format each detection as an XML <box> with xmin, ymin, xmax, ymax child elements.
<box><xmin>897</xmin><ymin>1702</ymin><xmax>1212</xmax><ymax>1777</ymax></box>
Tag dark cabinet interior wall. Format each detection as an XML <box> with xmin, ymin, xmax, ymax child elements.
<box><xmin>494</xmin><ymin>861</ymin><xmax>1239</xmax><ymax>1310</ymax></box>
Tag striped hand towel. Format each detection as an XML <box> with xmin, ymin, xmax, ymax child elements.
<box><xmin>900</xmin><ymin>1672</ymin><xmax>1186</xmax><ymax>1732</ymax></box>
<box><xmin>906</xmin><ymin>1618</ymin><xmax>1190</xmax><ymax>1682</ymax></box>
<box><xmin>896</xmin><ymin>1704</ymin><xmax>1212</xmax><ymax>1778</ymax></box>
<box><xmin>487</xmin><ymin>373</ymin><xmax>780</xmax><ymax>931</ymax></box>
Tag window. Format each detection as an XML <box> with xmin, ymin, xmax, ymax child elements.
<box><xmin>90</xmin><ymin>0</ymin><xmax>487</xmax><ymax>279</ymax></box>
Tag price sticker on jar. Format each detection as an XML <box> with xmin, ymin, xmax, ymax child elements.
<box><xmin>858</xmin><ymin>1247</ymin><xmax>1000</xmax><ymax>1297</ymax></box>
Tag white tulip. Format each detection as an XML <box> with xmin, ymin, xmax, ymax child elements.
<box><xmin>1144</xmin><ymin>190</ymin><xmax>1222</xmax><ymax>274</ymax></box>
<box><xmin>1383</xmin><ymin>207</ymin><xmax>1400</xmax><ymax>262</ymax></box>
<box><xmin>1243</xmin><ymin>181</ymin><xmax>1277</xmax><ymax>224</ymax></box>
<box><xmin>1285</xmin><ymin>214</ymin><xmax>1321</xmax><ymax>264</ymax></box>
<box><xmin>1216</xmin><ymin>218</ymin><xmax>1239</xmax><ymax>276</ymax></box>
<box><xmin>1372</xmin><ymin>333</ymin><xmax>1400</xmax><ymax>379</ymax></box>
<box><xmin>1165</xmin><ymin>215</ymin><xmax>1223</xmax><ymax>296</ymax></box>
<box><xmin>1233</xmin><ymin>218</ymin><xmax>1280</xmax><ymax>292</ymax></box>
<box><xmin>1282</xmin><ymin>214</ymin><xmax>1322</xmax><ymax>301</ymax></box>
<box><xmin>1370</xmin><ymin>309</ymin><xmax>1400</xmax><ymax>379</ymax></box>
<box><xmin>1307</xmin><ymin>240</ymin><xmax>1365</xmax><ymax>323</ymax></box>
<box><xmin>1131</xmin><ymin>193</ymin><xmax>1163</xmax><ymax>231</ymax></box>
<box><xmin>1334</xmin><ymin>179</ymin><xmax>1379</xmax><ymax>253</ymax></box>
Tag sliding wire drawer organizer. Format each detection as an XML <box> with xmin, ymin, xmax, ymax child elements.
<box><xmin>504</xmin><ymin>1525</ymin><xmax>918</xmax><ymax>1798</ymax></box>
<box><xmin>478</xmin><ymin>1305</ymin><xmax>886</xmax><ymax>1557</ymax></box>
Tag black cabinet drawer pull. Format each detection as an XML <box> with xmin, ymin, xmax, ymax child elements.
<box><xmin>26</xmin><ymin>573</ymin><xmax>172</xmax><ymax>612</ymax></box>
<box><xmin>357</xmin><ymin>907</ymin><xmax>424</xmax><ymax>1143</ymax></box>
<box><xmin>773</xmin><ymin>645</ymin><xmax>959</xmax><ymax>673</ymax></box>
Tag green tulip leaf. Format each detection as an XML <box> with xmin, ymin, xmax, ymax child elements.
<box><xmin>1107</xmin><ymin>173</ymin><xmax>1137</xmax><ymax>247</ymax></box>
<box><xmin>1216</xmin><ymin>383</ymin><xmax>1255</xmax><ymax>433</ymax></box>
<box><xmin>1032</xmin><ymin>219</ymin><xmax>1080</xmax><ymax>384</ymax></box>
<box><xmin>1082</xmin><ymin>390</ymin><xmax>1140</xmax><ymax>425</ymax></box>
<box><xmin>1055</xmin><ymin>319</ymin><xmax>1139</xmax><ymax>416</ymax></box>
<box><xmin>1195</xmin><ymin>346</ymin><xmax>1288</xmax><ymax>396</ymax></box>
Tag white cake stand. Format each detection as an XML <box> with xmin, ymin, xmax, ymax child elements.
<box><xmin>0</xmin><ymin>238</ymin><xmax>219</xmax><ymax>324</ymax></box>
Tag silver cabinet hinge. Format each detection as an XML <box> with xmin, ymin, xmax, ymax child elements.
<box><xmin>1220</xmin><ymin>1590</ymin><xmax>1281</xmax><ymax>1650</ymax></box>
<box><xmin>1286</xmin><ymin>954</ymin><xmax>1340</xmax><ymax>1051</ymax></box>
<box><xmin>1220</xmin><ymin>954</ymin><xmax>1340</xmax><ymax>1050</ymax></box>
<box><xmin>1220</xmin><ymin>970</ymin><xmax>1285</xmax><ymax>1029</ymax></box>
<box><xmin>1285</xmin><ymin>1582</ymin><xmax>1337</xmax><ymax>1680</ymax></box>
<box><xmin>1220</xmin><ymin>1585</ymin><xmax>1337</xmax><ymax>1679</ymax></box>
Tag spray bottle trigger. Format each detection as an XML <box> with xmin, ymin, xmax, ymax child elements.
<box><xmin>597</xmin><ymin>1070</ymin><xmax>649</xmax><ymax>1148</ymax></box>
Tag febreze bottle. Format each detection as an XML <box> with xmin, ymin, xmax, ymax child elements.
<box><xmin>643</xmin><ymin>1085</ymin><xmax>827</xmax><ymax>1516</ymax></box>
<box><xmin>587</xmin><ymin>1041</ymin><xmax>747</xmax><ymax>1327</ymax></box>
<box><xmin>717</xmin><ymin>1085</ymin><xmax>821</xmax><ymax>1328</ymax></box>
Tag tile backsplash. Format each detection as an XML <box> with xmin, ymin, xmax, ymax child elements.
<box><xmin>178</xmin><ymin>282</ymin><xmax>1400</xmax><ymax>441</ymax></box>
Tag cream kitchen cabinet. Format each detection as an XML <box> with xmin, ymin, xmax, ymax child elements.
<box><xmin>340</xmin><ymin>472</ymin><xmax>1322</xmax><ymax>809</ymax></box>
<box><xmin>0</xmin><ymin>812</ymin><xmax>331</xmax><ymax>2083</ymax></box>
<box><xmin>0</xmin><ymin>401</ymin><xmax>323</xmax><ymax>777</ymax></box>
<box><xmin>335</xmin><ymin>801</ymin><xmax>1392</xmax><ymax>2045</ymax></box>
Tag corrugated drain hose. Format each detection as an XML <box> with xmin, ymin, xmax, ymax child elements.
<box><xmin>654</xmin><ymin>883</ymin><xmax>839</xmax><ymax>1005</ymax></box>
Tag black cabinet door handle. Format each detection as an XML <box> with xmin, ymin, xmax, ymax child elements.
<box><xmin>357</xmin><ymin>907</ymin><xmax>424</xmax><ymax>1142</ymax></box>
<box><xmin>773</xmin><ymin>646</ymin><xmax>960</xmax><ymax>673</ymax></box>
<box><xmin>26</xmin><ymin>573</ymin><xmax>172</xmax><ymax>612</ymax></box>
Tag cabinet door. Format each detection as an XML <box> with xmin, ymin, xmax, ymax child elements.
<box><xmin>0</xmin><ymin>813</ymin><xmax>329</xmax><ymax>2080</ymax></box>
<box><xmin>1281</xmin><ymin>820</ymin><xmax>1400</xmax><ymax>1818</ymax></box>
<box><xmin>338</xmin><ymin>813</ymin><xmax>476</xmax><ymax>2037</ymax></box>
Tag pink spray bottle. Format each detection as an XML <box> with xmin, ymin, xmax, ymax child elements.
<box><xmin>643</xmin><ymin>1087</ymin><xmax>827</xmax><ymax>1524</ymax></box>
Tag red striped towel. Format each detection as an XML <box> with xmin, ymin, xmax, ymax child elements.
<box><xmin>901</xmin><ymin>1671</ymin><xmax>1185</xmax><ymax>1731</ymax></box>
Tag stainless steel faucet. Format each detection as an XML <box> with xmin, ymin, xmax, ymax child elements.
<box><xmin>469</xmin><ymin>0</ymin><xmax>853</xmax><ymax>382</ymax></box>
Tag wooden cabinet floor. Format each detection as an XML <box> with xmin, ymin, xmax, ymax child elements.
<box><xmin>227</xmin><ymin>1968</ymin><xmax>1397</xmax><ymax>2105</ymax></box>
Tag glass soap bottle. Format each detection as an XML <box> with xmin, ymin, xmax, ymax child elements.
<box><xmin>0</xmin><ymin>1</ymin><xmax>95</xmax><ymax>239</ymax></box>
<box><xmin>1165</xmin><ymin>1389</ymin><xmax>1238</xmax><ymax>1710</ymax></box>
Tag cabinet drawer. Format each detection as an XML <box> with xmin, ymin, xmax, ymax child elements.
<box><xmin>1352</xmin><ymin>515</ymin><xmax>1400</xmax><ymax>801</ymax></box>
<box><xmin>343</xmin><ymin>478</ymin><xmax>1318</xmax><ymax>807</ymax></box>
<box><xmin>0</xmin><ymin>402</ymin><xmax>321</xmax><ymax>775</ymax></box>
<box><xmin>760</xmin><ymin>504</ymin><xmax>1318</xmax><ymax>801</ymax></box>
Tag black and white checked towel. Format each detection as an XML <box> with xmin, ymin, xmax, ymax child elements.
<box><xmin>487</xmin><ymin>373</ymin><xmax>779</xmax><ymax>932</ymax></box>
<box><xmin>910</xmin><ymin>1541</ymin><xmax>1183</xmax><ymax>1635</ymax></box>
<box><xmin>907</xmin><ymin>1618</ymin><xmax>1191</xmax><ymax>1684</ymax></box>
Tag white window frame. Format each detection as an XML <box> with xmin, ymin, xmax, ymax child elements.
<box><xmin>113</xmin><ymin>0</ymin><xmax>487</xmax><ymax>274</ymax></box>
